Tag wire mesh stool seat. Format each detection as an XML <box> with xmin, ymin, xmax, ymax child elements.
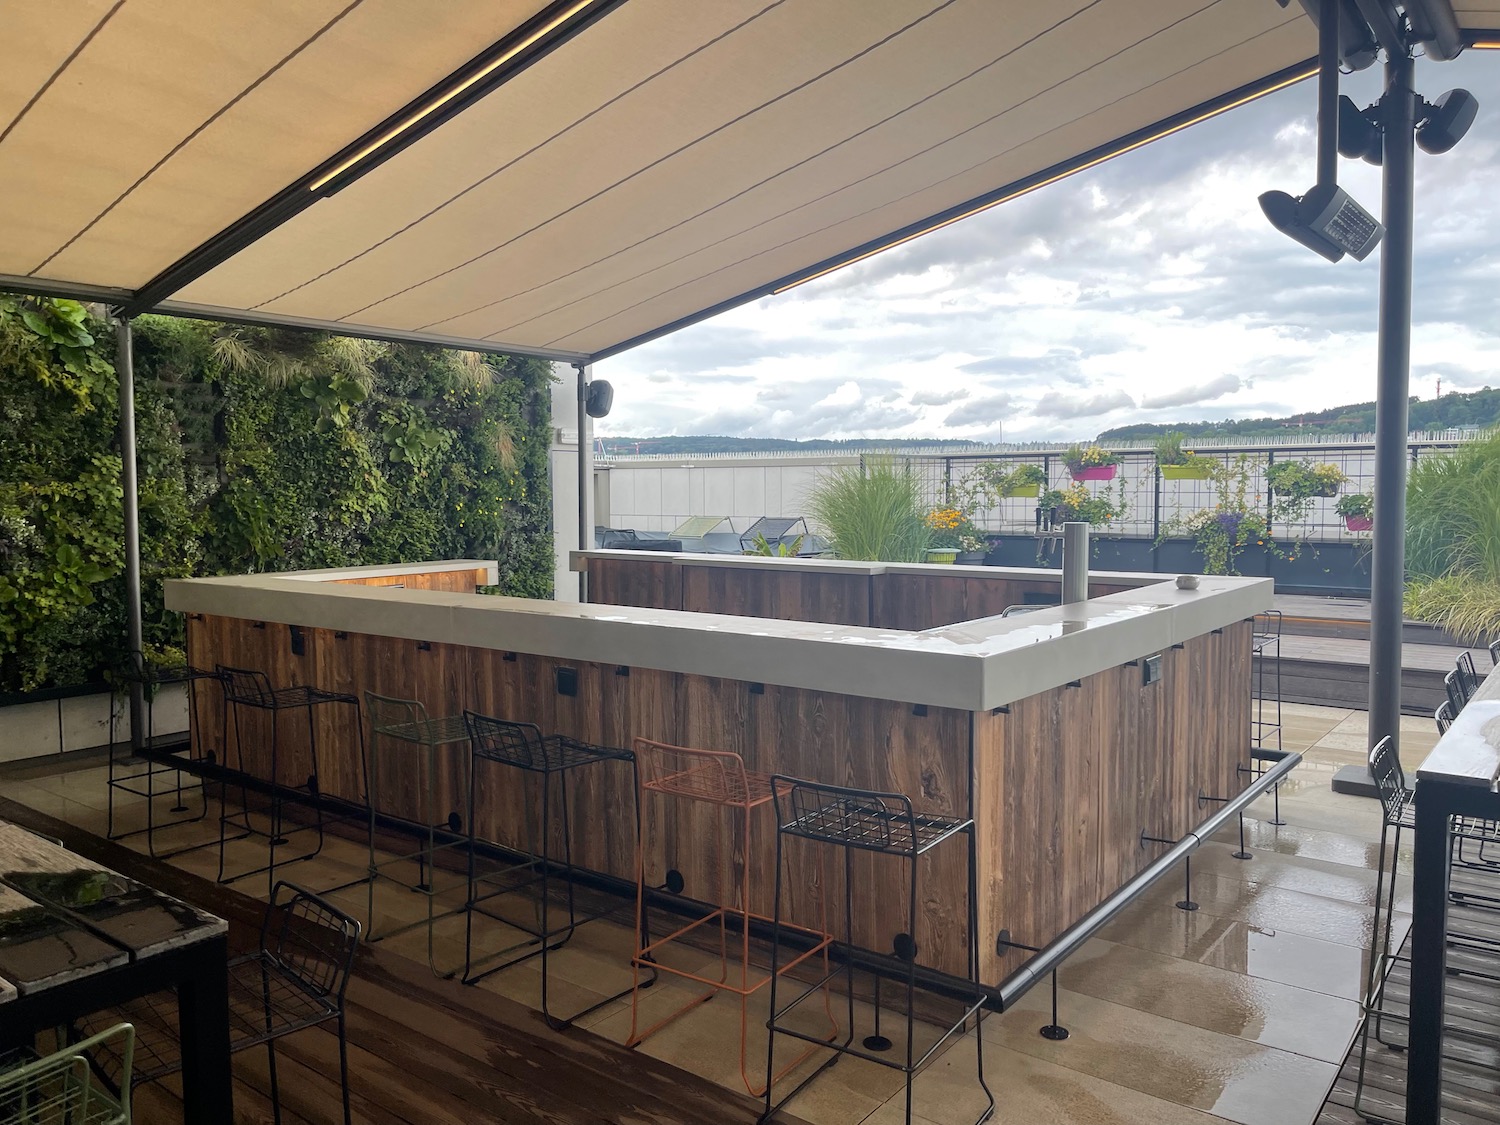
<box><xmin>106</xmin><ymin>664</ymin><xmax>225</xmax><ymax>860</ymax></box>
<box><xmin>362</xmin><ymin>692</ymin><xmax>472</xmax><ymax>969</ymax></box>
<box><xmin>76</xmin><ymin>882</ymin><xmax>360</xmax><ymax>1125</ymax></box>
<box><xmin>1354</xmin><ymin>736</ymin><xmax>1500</xmax><ymax>1119</ymax></box>
<box><xmin>460</xmin><ymin>711</ymin><xmax>645</xmax><ymax>1028</ymax></box>
<box><xmin>0</xmin><ymin>1024</ymin><xmax>134</xmax><ymax>1125</ymax></box>
<box><xmin>627</xmin><ymin>739</ymin><xmax>835</xmax><ymax>1098</ymax></box>
<box><xmin>762</xmin><ymin>778</ymin><xmax>993</xmax><ymax>1125</ymax></box>
<box><xmin>216</xmin><ymin>665</ymin><xmax>366</xmax><ymax>897</ymax></box>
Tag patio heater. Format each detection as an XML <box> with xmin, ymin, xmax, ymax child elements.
<box><xmin>1263</xmin><ymin>0</ymin><xmax>1475</xmax><ymax>782</ymax></box>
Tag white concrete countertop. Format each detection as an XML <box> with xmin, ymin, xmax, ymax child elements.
<box><xmin>1417</xmin><ymin>668</ymin><xmax>1500</xmax><ymax>789</ymax></box>
<box><xmin>166</xmin><ymin>562</ymin><xmax>1271</xmax><ymax>711</ymax></box>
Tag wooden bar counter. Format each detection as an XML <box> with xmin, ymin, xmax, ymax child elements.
<box><xmin>166</xmin><ymin>556</ymin><xmax>1270</xmax><ymax>984</ymax></box>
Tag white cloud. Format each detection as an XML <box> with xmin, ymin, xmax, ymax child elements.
<box><xmin>1141</xmin><ymin>374</ymin><xmax>1243</xmax><ymax>410</ymax></box>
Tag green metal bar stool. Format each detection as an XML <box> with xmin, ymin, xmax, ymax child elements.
<box><xmin>363</xmin><ymin>691</ymin><xmax>472</xmax><ymax>974</ymax></box>
<box><xmin>0</xmin><ymin>1023</ymin><xmax>134</xmax><ymax>1124</ymax></box>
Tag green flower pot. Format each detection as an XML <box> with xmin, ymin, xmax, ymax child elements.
<box><xmin>1161</xmin><ymin>463</ymin><xmax>1212</xmax><ymax>480</ymax></box>
<box><xmin>926</xmin><ymin>549</ymin><xmax>959</xmax><ymax>564</ymax></box>
<box><xmin>1002</xmin><ymin>483</ymin><xmax>1041</xmax><ymax>497</ymax></box>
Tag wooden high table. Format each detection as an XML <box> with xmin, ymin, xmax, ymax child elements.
<box><xmin>166</xmin><ymin>555</ymin><xmax>1270</xmax><ymax>987</ymax></box>
<box><xmin>0</xmin><ymin>822</ymin><xmax>232</xmax><ymax>1122</ymax></box>
<box><xmin>1406</xmin><ymin>665</ymin><xmax>1500</xmax><ymax>1124</ymax></box>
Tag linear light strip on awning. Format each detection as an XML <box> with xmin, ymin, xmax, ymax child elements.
<box><xmin>119</xmin><ymin>0</ymin><xmax>626</xmax><ymax>319</ymax></box>
<box><xmin>307</xmin><ymin>0</ymin><xmax>599</xmax><ymax>193</ymax></box>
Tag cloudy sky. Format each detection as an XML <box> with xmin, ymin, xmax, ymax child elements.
<box><xmin>595</xmin><ymin>50</ymin><xmax>1500</xmax><ymax>445</ymax></box>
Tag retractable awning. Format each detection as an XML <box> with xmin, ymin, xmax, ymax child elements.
<box><xmin>3</xmin><ymin>1</ymin><xmax>1498</xmax><ymax>361</ymax></box>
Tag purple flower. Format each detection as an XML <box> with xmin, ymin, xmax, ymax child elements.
<box><xmin>1216</xmin><ymin>511</ymin><xmax>1243</xmax><ymax>538</ymax></box>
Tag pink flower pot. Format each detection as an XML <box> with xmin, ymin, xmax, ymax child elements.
<box><xmin>1071</xmin><ymin>465</ymin><xmax>1117</xmax><ymax>482</ymax></box>
<box><xmin>1344</xmin><ymin>516</ymin><xmax>1373</xmax><ymax>531</ymax></box>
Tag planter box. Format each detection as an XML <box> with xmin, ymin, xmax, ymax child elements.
<box><xmin>1001</xmin><ymin>483</ymin><xmax>1041</xmax><ymax>498</ymax></box>
<box><xmin>1070</xmin><ymin>465</ymin><xmax>1117</xmax><ymax>482</ymax></box>
<box><xmin>1344</xmin><ymin>516</ymin><xmax>1373</xmax><ymax>531</ymax></box>
<box><xmin>0</xmin><ymin>683</ymin><xmax>189</xmax><ymax>763</ymax></box>
<box><xmin>926</xmin><ymin>549</ymin><xmax>959</xmax><ymax>564</ymax></box>
<box><xmin>1161</xmin><ymin>463</ymin><xmax>1212</xmax><ymax>480</ymax></box>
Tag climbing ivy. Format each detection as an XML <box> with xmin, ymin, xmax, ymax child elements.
<box><xmin>0</xmin><ymin>299</ymin><xmax>554</xmax><ymax>694</ymax></box>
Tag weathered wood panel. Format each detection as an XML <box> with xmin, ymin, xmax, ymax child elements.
<box><xmin>679</xmin><ymin>566</ymin><xmax>871</xmax><ymax>626</ymax></box>
<box><xmin>585</xmin><ymin>557</ymin><xmax>681</xmax><ymax>610</ymax></box>
<box><xmin>332</xmin><ymin>568</ymin><xmax>488</xmax><ymax>592</ymax></box>
<box><xmin>975</xmin><ymin>623</ymin><xmax>1251</xmax><ymax>981</ymax></box>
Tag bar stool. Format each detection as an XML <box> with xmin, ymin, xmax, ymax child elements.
<box><xmin>106</xmin><ymin>664</ymin><xmax>225</xmax><ymax>859</ymax></box>
<box><xmin>460</xmin><ymin>711</ymin><xmax>644</xmax><ymax>1028</ymax></box>
<box><xmin>762</xmin><ymin>777</ymin><xmax>993</xmax><ymax>1125</ymax></box>
<box><xmin>627</xmin><ymin>739</ymin><xmax>834</xmax><ymax>1097</ymax></box>
<box><xmin>362</xmin><ymin>692</ymin><xmax>471</xmax><ymax>972</ymax></box>
<box><xmin>216</xmin><ymin>665</ymin><xmax>365</xmax><ymax>896</ymax></box>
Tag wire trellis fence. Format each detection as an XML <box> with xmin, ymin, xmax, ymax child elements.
<box><xmin>887</xmin><ymin>438</ymin><xmax>1470</xmax><ymax>546</ymax></box>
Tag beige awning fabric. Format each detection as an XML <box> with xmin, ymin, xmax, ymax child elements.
<box><xmin>2</xmin><ymin>0</ymin><xmax>1496</xmax><ymax>361</ymax></box>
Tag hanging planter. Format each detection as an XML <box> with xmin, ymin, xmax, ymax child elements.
<box><xmin>1161</xmin><ymin>463</ymin><xmax>1212</xmax><ymax>481</ymax></box>
<box><xmin>1071</xmin><ymin>464</ymin><xmax>1117</xmax><ymax>482</ymax></box>
<box><xmin>1062</xmin><ymin>444</ymin><xmax>1120</xmax><ymax>483</ymax></box>
<box><xmin>1004</xmin><ymin>482</ymin><xmax>1041</xmax><ymax>497</ymax></box>
<box><xmin>1336</xmin><ymin>493</ymin><xmax>1373</xmax><ymax>532</ymax></box>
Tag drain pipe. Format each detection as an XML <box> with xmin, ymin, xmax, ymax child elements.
<box><xmin>1061</xmin><ymin>521</ymin><xmax>1089</xmax><ymax>603</ymax></box>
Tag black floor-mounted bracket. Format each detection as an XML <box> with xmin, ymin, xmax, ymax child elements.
<box><xmin>1140</xmin><ymin>833</ymin><xmax>1199</xmax><ymax>911</ymax></box>
<box><xmin>996</xmin><ymin>931</ymin><xmax>1068</xmax><ymax>1039</ymax></box>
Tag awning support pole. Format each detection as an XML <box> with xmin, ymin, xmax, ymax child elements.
<box><xmin>115</xmin><ymin>316</ymin><xmax>146</xmax><ymax>750</ymax></box>
<box><xmin>1367</xmin><ymin>50</ymin><xmax>1416</xmax><ymax>758</ymax></box>
<box><xmin>575</xmin><ymin>362</ymin><xmax>592</xmax><ymax>602</ymax></box>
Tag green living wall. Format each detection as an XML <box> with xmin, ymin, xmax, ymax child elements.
<box><xmin>0</xmin><ymin>295</ymin><xmax>554</xmax><ymax>696</ymax></box>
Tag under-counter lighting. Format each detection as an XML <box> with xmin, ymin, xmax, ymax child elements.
<box><xmin>772</xmin><ymin>66</ymin><xmax>1318</xmax><ymax>294</ymax></box>
<box><xmin>309</xmin><ymin>0</ymin><xmax>598</xmax><ymax>192</ymax></box>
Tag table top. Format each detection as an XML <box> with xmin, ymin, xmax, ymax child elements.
<box><xmin>0</xmin><ymin>822</ymin><xmax>226</xmax><ymax>1000</ymax></box>
<box><xmin>1416</xmin><ymin>668</ymin><xmax>1500</xmax><ymax>790</ymax></box>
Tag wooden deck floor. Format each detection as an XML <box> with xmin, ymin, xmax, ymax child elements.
<box><xmin>0</xmin><ymin>794</ymin><xmax>799</xmax><ymax>1125</ymax></box>
<box><xmin>1316</xmin><ymin>862</ymin><xmax>1500</xmax><ymax>1125</ymax></box>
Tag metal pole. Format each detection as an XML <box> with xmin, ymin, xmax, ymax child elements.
<box><xmin>575</xmin><ymin>362</ymin><xmax>592</xmax><ymax>602</ymax></box>
<box><xmin>1315</xmin><ymin>0</ymin><xmax>1340</xmax><ymax>189</ymax></box>
<box><xmin>1061</xmin><ymin>522</ymin><xmax>1089</xmax><ymax>604</ymax></box>
<box><xmin>115</xmin><ymin>317</ymin><xmax>146</xmax><ymax>750</ymax></box>
<box><xmin>1367</xmin><ymin>51</ymin><xmax>1415</xmax><ymax>758</ymax></box>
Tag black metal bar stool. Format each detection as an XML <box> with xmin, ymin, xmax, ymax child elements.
<box><xmin>762</xmin><ymin>777</ymin><xmax>993</xmax><ymax>1125</ymax></box>
<box><xmin>106</xmin><ymin>664</ymin><xmax>225</xmax><ymax>859</ymax></box>
<box><xmin>460</xmin><ymin>710</ymin><xmax>645</xmax><ymax>1028</ymax></box>
<box><xmin>215</xmin><ymin>664</ymin><xmax>365</xmax><ymax>897</ymax></box>
<box><xmin>362</xmin><ymin>691</ymin><xmax>471</xmax><ymax>972</ymax></box>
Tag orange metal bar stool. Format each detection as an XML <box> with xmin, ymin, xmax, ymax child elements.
<box><xmin>627</xmin><ymin>738</ymin><xmax>835</xmax><ymax>1096</ymax></box>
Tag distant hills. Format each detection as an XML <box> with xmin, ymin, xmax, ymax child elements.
<box><xmin>1098</xmin><ymin>386</ymin><xmax>1500</xmax><ymax>441</ymax></box>
<box><xmin>598</xmin><ymin>387</ymin><xmax>1500</xmax><ymax>455</ymax></box>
